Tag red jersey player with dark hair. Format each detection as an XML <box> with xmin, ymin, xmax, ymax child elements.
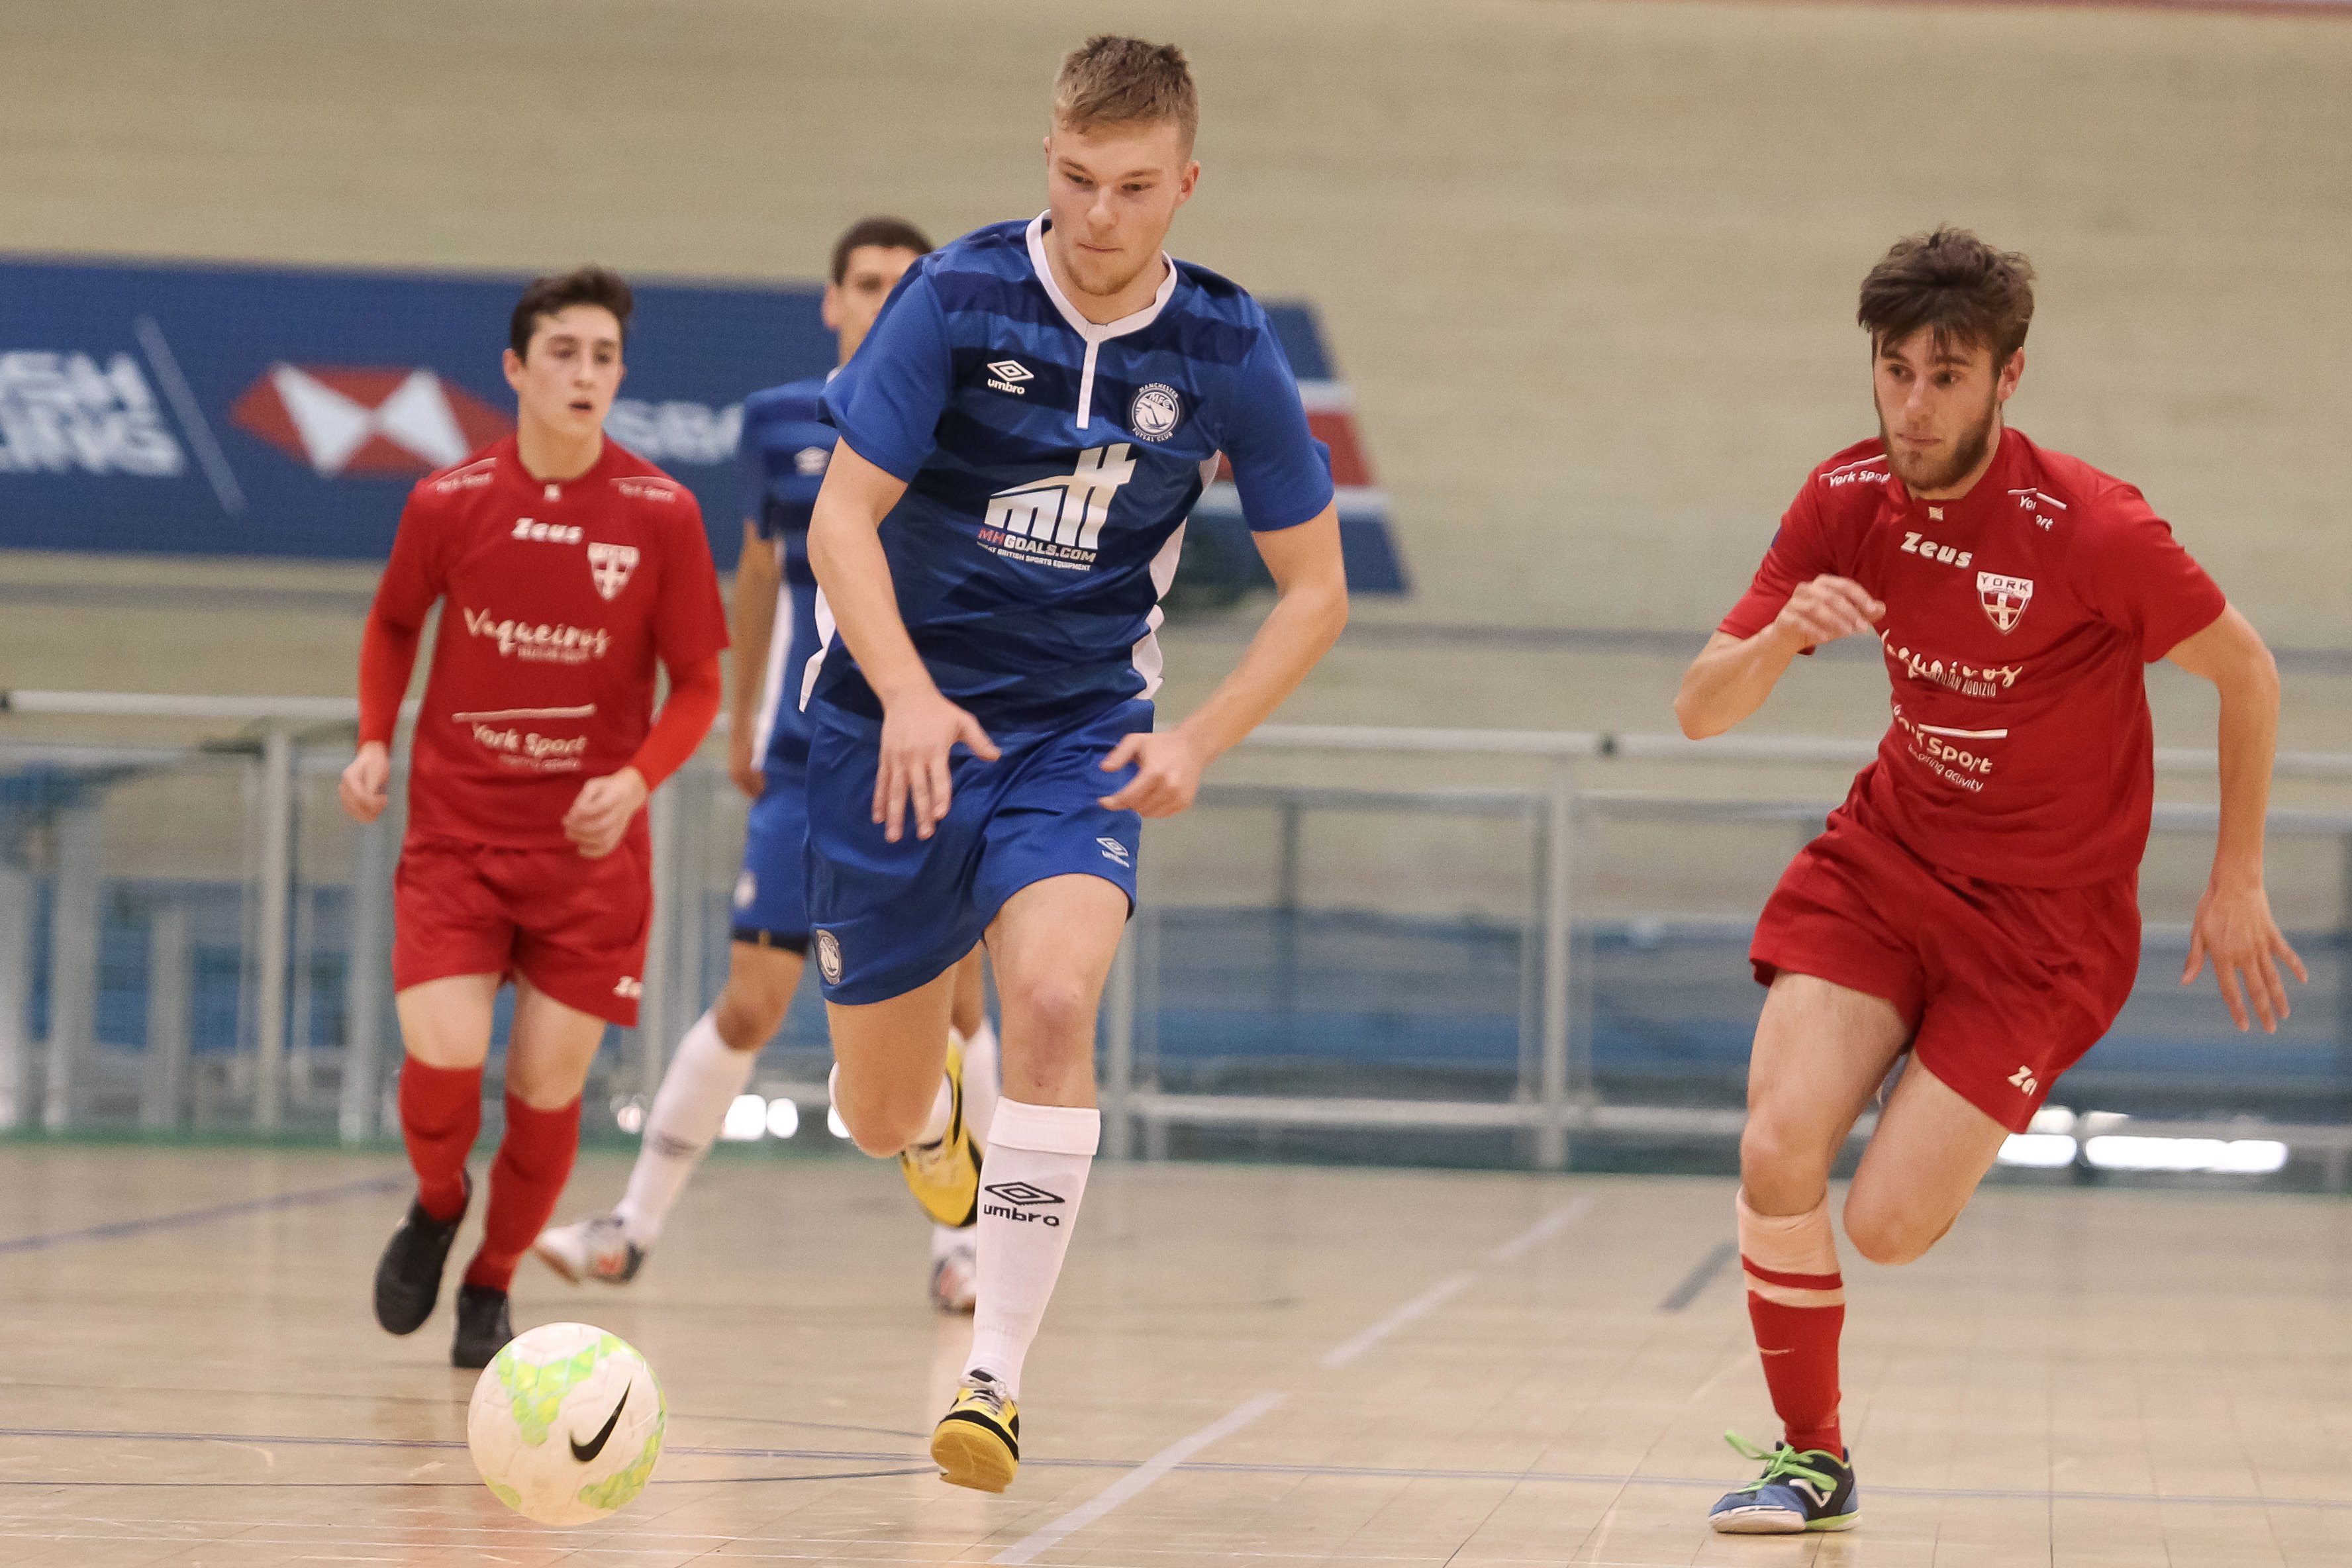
<box><xmin>1676</xmin><ymin>228</ymin><xmax>2304</xmax><ymax>1534</ymax></box>
<box><xmin>339</xmin><ymin>266</ymin><xmax>726</xmax><ymax>1368</ymax></box>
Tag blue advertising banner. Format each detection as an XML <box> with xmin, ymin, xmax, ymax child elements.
<box><xmin>0</xmin><ymin>256</ymin><xmax>1404</xmax><ymax>591</ymax></box>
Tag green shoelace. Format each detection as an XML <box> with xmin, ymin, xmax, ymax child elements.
<box><xmin>1722</xmin><ymin>1431</ymin><xmax>1840</xmax><ymax>1497</ymax></box>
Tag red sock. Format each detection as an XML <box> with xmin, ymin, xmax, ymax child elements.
<box><xmin>463</xmin><ymin>1093</ymin><xmax>582</xmax><ymax>1293</ymax></box>
<box><xmin>1737</xmin><ymin>1191</ymin><xmax>1846</xmax><ymax>1457</ymax></box>
<box><xmin>398</xmin><ymin>1059</ymin><xmax>482</xmax><ymax>1222</ymax></box>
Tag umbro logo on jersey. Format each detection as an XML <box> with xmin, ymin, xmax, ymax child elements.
<box><xmin>587</xmin><ymin>542</ymin><xmax>640</xmax><ymax>601</ymax></box>
<box><xmin>511</xmin><ymin>517</ymin><xmax>583</xmax><ymax>545</ymax></box>
<box><xmin>984</xmin><ymin>359</ymin><xmax>1034</xmax><ymax>396</ymax></box>
<box><xmin>1977</xmin><ymin>572</ymin><xmax>2034</xmax><ymax>634</ymax></box>
<box><xmin>979</xmin><ymin>444</ymin><xmax>1137</xmax><ymax>571</ymax></box>
<box><xmin>793</xmin><ymin>444</ymin><xmax>829</xmax><ymax>477</ymax></box>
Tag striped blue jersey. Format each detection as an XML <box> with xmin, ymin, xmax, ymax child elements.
<box><xmin>810</xmin><ymin>215</ymin><xmax>1334</xmax><ymax>732</ymax></box>
<box><xmin>738</xmin><ymin>375</ymin><xmax>832</xmax><ymax>773</ymax></box>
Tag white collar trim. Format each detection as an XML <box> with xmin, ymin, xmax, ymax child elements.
<box><xmin>1024</xmin><ymin>213</ymin><xmax>1177</xmax><ymax>343</ymax></box>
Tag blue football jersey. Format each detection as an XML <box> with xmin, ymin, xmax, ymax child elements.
<box><xmin>810</xmin><ymin>215</ymin><xmax>1334</xmax><ymax>732</ymax></box>
<box><xmin>737</xmin><ymin>375</ymin><xmax>833</xmax><ymax>773</ymax></box>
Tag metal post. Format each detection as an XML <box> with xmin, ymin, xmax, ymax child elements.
<box><xmin>43</xmin><ymin>805</ymin><xmax>102</xmax><ymax>1132</ymax></box>
<box><xmin>0</xmin><ymin>861</ymin><xmax>29</xmax><ymax>1129</ymax></box>
<box><xmin>673</xmin><ymin>769</ymin><xmax>709</xmax><ymax>1038</ymax></box>
<box><xmin>1103</xmin><ymin>921</ymin><xmax>1136</xmax><ymax>1161</ymax></box>
<box><xmin>1535</xmin><ymin>764</ymin><xmax>1575</xmax><ymax>1170</ymax></box>
<box><xmin>253</xmin><ymin>725</ymin><xmax>294</xmax><ymax>1132</ymax></box>
<box><xmin>638</xmin><ymin>784</ymin><xmax>680</xmax><ymax>1099</ymax></box>
<box><xmin>340</xmin><ymin>812</ymin><xmax>393</xmax><ymax>1144</ymax></box>
<box><xmin>142</xmin><ymin>905</ymin><xmax>191</xmax><ymax>1128</ymax></box>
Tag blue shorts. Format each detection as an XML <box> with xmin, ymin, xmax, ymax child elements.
<box><xmin>731</xmin><ymin>765</ymin><xmax>811</xmax><ymax>948</ymax></box>
<box><xmin>804</xmin><ymin>697</ymin><xmax>1149</xmax><ymax>1004</ymax></box>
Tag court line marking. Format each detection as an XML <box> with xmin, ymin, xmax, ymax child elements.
<box><xmin>992</xmin><ymin>1392</ymin><xmax>1289</xmax><ymax>1565</ymax></box>
<box><xmin>989</xmin><ymin>1196</ymin><xmax>1600</xmax><ymax>1564</ymax></box>
<box><xmin>1657</xmin><ymin>1239</ymin><xmax>1738</xmax><ymax>1312</ymax></box>
<box><xmin>0</xmin><ymin>1175</ymin><xmax>407</xmax><ymax>1256</ymax></box>
<box><xmin>1319</xmin><ymin>1272</ymin><xmax>1476</xmax><ymax>1368</ymax></box>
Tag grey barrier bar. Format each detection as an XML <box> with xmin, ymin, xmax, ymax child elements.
<box><xmin>340</xmin><ymin>812</ymin><xmax>393</xmax><ymax>1144</ymax></box>
<box><xmin>43</xmin><ymin>805</ymin><xmax>102</xmax><ymax>1132</ymax></box>
<box><xmin>1536</xmin><ymin>763</ymin><xmax>1575</xmax><ymax>1170</ymax></box>
<box><xmin>142</xmin><ymin>905</ymin><xmax>191</xmax><ymax>1129</ymax></box>
<box><xmin>638</xmin><ymin>783</ymin><xmax>681</xmax><ymax>1099</ymax></box>
<box><xmin>252</xmin><ymin>726</ymin><xmax>295</xmax><ymax>1132</ymax></box>
<box><xmin>0</xmin><ymin>861</ymin><xmax>28</xmax><ymax>1128</ymax></box>
<box><xmin>1102</xmin><ymin>924</ymin><xmax>1136</xmax><ymax>1162</ymax></box>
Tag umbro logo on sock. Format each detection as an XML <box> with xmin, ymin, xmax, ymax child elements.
<box><xmin>982</xmin><ymin>1180</ymin><xmax>1064</xmax><ymax>1227</ymax></box>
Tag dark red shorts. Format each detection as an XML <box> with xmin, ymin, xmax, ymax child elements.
<box><xmin>392</xmin><ymin>834</ymin><xmax>652</xmax><ymax>1027</ymax></box>
<box><xmin>1751</xmin><ymin>808</ymin><xmax>2141</xmax><ymax>1133</ymax></box>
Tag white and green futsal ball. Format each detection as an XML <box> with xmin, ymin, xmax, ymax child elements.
<box><xmin>467</xmin><ymin>1322</ymin><xmax>665</xmax><ymax>1526</ymax></box>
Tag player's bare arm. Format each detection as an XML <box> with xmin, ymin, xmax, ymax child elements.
<box><xmin>1099</xmin><ymin>506</ymin><xmax>1347</xmax><ymax>817</ymax></box>
<box><xmin>727</xmin><ymin>517</ymin><xmax>783</xmax><ymax>798</ymax></box>
<box><xmin>1673</xmin><ymin>577</ymin><xmax>1884</xmax><ymax>739</ymax></box>
<box><xmin>807</xmin><ymin>439</ymin><xmax>1001</xmax><ymax>844</ymax></box>
<box><xmin>2165</xmin><ymin>603</ymin><xmax>2306</xmax><ymax>1031</ymax></box>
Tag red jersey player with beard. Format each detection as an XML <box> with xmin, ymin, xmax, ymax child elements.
<box><xmin>1676</xmin><ymin>230</ymin><xmax>2304</xmax><ymax>1534</ymax></box>
<box><xmin>338</xmin><ymin>267</ymin><xmax>726</xmax><ymax>1368</ymax></box>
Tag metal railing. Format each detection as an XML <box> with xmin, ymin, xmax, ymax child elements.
<box><xmin>6</xmin><ymin>691</ymin><xmax>2352</xmax><ymax>1173</ymax></box>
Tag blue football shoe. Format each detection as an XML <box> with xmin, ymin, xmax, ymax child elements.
<box><xmin>1708</xmin><ymin>1432</ymin><xmax>1858</xmax><ymax>1533</ymax></box>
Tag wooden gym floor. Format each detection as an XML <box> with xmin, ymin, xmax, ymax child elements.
<box><xmin>1</xmin><ymin>1144</ymin><xmax>2349</xmax><ymax>1565</ymax></box>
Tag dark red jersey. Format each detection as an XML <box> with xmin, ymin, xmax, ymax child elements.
<box><xmin>1720</xmin><ymin>428</ymin><xmax>2226</xmax><ymax>887</ymax></box>
<box><xmin>373</xmin><ymin>436</ymin><xmax>727</xmax><ymax>850</ymax></box>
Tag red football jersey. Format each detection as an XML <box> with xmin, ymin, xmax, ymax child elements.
<box><xmin>1720</xmin><ymin>428</ymin><xmax>2226</xmax><ymax>887</ymax></box>
<box><xmin>376</xmin><ymin>435</ymin><xmax>728</xmax><ymax>850</ymax></box>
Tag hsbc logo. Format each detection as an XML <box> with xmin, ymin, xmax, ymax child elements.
<box><xmin>231</xmin><ymin>364</ymin><xmax>509</xmax><ymax>478</ymax></box>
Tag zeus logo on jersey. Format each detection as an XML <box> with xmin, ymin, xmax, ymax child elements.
<box><xmin>978</xmin><ymin>444</ymin><xmax>1137</xmax><ymax>571</ymax></box>
<box><xmin>1900</xmin><ymin>532</ymin><xmax>1973</xmax><ymax>569</ymax></box>
<box><xmin>512</xmin><ymin>518</ymin><xmax>583</xmax><ymax>544</ymax></box>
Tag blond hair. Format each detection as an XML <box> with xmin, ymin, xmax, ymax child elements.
<box><xmin>1053</xmin><ymin>35</ymin><xmax>1198</xmax><ymax>151</ymax></box>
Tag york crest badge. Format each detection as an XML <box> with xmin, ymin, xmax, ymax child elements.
<box><xmin>587</xmin><ymin>542</ymin><xmax>640</xmax><ymax>601</ymax></box>
<box><xmin>1976</xmin><ymin>571</ymin><xmax>2034</xmax><ymax>634</ymax></box>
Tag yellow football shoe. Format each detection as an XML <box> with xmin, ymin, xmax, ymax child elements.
<box><xmin>900</xmin><ymin>1032</ymin><xmax>982</xmax><ymax>1228</ymax></box>
<box><xmin>932</xmin><ymin>1372</ymin><xmax>1020</xmax><ymax>1492</ymax></box>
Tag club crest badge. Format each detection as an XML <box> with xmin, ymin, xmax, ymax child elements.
<box><xmin>815</xmin><ymin>929</ymin><xmax>844</xmax><ymax>985</ymax></box>
<box><xmin>587</xmin><ymin>542</ymin><xmax>640</xmax><ymax>601</ymax></box>
<box><xmin>1130</xmin><ymin>382</ymin><xmax>1182</xmax><ymax>441</ymax></box>
<box><xmin>1977</xmin><ymin>571</ymin><xmax>2034</xmax><ymax>634</ymax></box>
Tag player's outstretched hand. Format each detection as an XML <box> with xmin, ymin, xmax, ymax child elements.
<box><xmin>727</xmin><ymin>728</ymin><xmax>765</xmax><ymax>801</ymax></box>
<box><xmin>1775</xmin><ymin>575</ymin><xmax>1885</xmax><ymax>649</ymax></box>
<box><xmin>1098</xmin><ymin>729</ymin><xmax>1204</xmax><ymax>818</ymax></box>
<box><xmin>2182</xmin><ymin>877</ymin><xmax>2307</xmax><ymax>1033</ymax></box>
<box><xmin>339</xmin><ymin>742</ymin><xmax>391</xmax><ymax>824</ymax></box>
<box><xmin>564</xmin><ymin>767</ymin><xmax>650</xmax><ymax>860</ymax></box>
<box><xmin>875</xmin><ymin>687</ymin><xmax>999</xmax><ymax>844</ymax></box>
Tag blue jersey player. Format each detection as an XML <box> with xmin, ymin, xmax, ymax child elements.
<box><xmin>806</xmin><ymin>37</ymin><xmax>1349</xmax><ymax>1492</ymax></box>
<box><xmin>535</xmin><ymin>219</ymin><xmax>999</xmax><ymax>1312</ymax></box>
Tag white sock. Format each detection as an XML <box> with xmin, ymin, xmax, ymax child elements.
<box><xmin>613</xmin><ymin>1012</ymin><xmax>757</xmax><ymax>1246</ymax></box>
<box><xmin>828</xmin><ymin>1059</ymin><xmax>955</xmax><ymax>1150</ymax></box>
<box><xmin>962</xmin><ymin>1016</ymin><xmax>1001</xmax><ymax>1148</ymax></box>
<box><xmin>965</xmin><ymin>1099</ymin><xmax>1097</xmax><ymax>1398</ymax></box>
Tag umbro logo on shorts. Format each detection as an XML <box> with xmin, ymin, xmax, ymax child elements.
<box><xmin>1097</xmin><ymin>836</ymin><xmax>1131</xmax><ymax>868</ymax></box>
<box><xmin>984</xmin><ymin>359</ymin><xmax>1033</xmax><ymax>396</ymax></box>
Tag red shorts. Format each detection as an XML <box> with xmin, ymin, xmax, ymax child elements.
<box><xmin>1750</xmin><ymin>808</ymin><xmax>2141</xmax><ymax>1133</ymax></box>
<box><xmin>392</xmin><ymin>834</ymin><xmax>652</xmax><ymax>1028</ymax></box>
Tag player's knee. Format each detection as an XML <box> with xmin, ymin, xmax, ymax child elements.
<box><xmin>711</xmin><ymin>983</ymin><xmax>789</xmax><ymax>1052</ymax></box>
<box><xmin>1740</xmin><ymin>1114</ymin><xmax>1828</xmax><ymax>1197</ymax></box>
<box><xmin>1003</xmin><ymin>975</ymin><xmax>1095</xmax><ymax>1048</ymax></box>
<box><xmin>1841</xmin><ymin>1192</ymin><xmax>1946</xmax><ymax>1267</ymax></box>
<box><xmin>832</xmin><ymin>1090</ymin><xmax>924</xmax><ymax>1157</ymax></box>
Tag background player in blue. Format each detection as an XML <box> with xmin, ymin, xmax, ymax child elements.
<box><xmin>804</xmin><ymin>36</ymin><xmax>1350</xmax><ymax>1493</ymax></box>
<box><xmin>534</xmin><ymin>219</ymin><xmax>1000</xmax><ymax>1312</ymax></box>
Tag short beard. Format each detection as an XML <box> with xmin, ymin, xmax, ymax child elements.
<box><xmin>1882</xmin><ymin>392</ymin><xmax>2000</xmax><ymax>495</ymax></box>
